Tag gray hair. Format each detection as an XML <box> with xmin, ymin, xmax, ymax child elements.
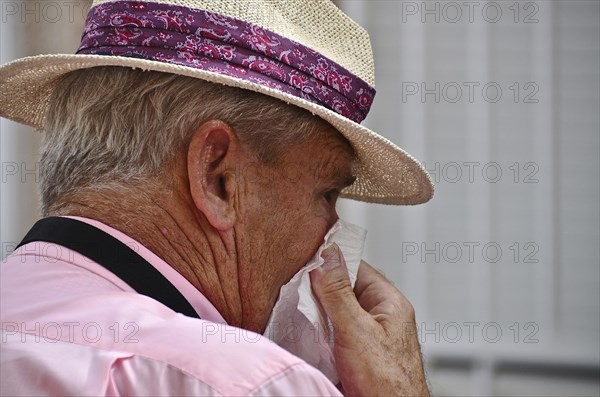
<box><xmin>41</xmin><ymin>66</ymin><xmax>336</xmax><ymax>215</ymax></box>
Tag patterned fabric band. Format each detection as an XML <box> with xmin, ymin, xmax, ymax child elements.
<box><xmin>76</xmin><ymin>1</ymin><xmax>376</xmax><ymax>123</ymax></box>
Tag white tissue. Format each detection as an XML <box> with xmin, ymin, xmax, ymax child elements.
<box><xmin>263</xmin><ymin>219</ymin><xmax>367</xmax><ymax>385</ymax></box>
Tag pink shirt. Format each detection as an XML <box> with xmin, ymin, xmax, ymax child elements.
<box><xmin>0</xmin><ymin>217</ymin><xmax>342</xmax><ymax>396</ymax></box>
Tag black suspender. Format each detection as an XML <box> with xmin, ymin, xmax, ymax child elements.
<box><xmin>17</xmin><ymin>217</ymin><xmax>200</xmax><ymax>319</ymax></box>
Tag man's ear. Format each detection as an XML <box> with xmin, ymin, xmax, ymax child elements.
<box><xmin>187</xmin><ymin>120</ymin><xmax>238</xmax><ymax>231</ymax></box>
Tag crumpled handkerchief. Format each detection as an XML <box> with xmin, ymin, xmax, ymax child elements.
<box><xmin>263</xmin><ymin>219</ymin><xmax>367</xmax><ymax>385</ymax></box>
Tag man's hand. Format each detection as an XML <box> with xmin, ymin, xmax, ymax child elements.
<box><xmin>310</xmin><ymin>244</ymin><xmax>430</xmax><ymax>397</ymax></box>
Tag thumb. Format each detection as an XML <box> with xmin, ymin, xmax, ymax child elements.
<box><xmin>310</xmin><ymin>243</ymin><xmax>363</xmax><ymax>326</ymax></box>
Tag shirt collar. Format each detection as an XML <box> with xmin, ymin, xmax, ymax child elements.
<box><xmin>64</xmin><ymin>216</ymin><xmax>227</xmax><ymax>325</ymax></box>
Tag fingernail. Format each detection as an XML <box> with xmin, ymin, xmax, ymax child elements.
<box><xmin>320</xmin><ymin>243</ymin><xmax>341</xmax><ymax>271</ymax></box>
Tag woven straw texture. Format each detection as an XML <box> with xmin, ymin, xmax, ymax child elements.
<box><xmin>0</xmin><ymin>0</ymin><xmax>433</xmax><ymax>205</ymax></box>
<box><xmin>93</xmin><ymin>0</ymin><xmax>375</xmax><ymax>86</ymax></box>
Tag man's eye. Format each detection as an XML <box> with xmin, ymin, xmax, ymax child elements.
<box><xmin>323</xmin><ymin>189</ymin><xmax>339</xmax><ymax>203</ymax></box>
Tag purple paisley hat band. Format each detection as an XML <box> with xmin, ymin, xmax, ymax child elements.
<box><xmin>75</xmin><ymin>1</ymin><xmax>376</xmax><ymax>124</ymax></box>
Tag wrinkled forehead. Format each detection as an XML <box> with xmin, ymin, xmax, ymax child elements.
<box><xmin>315</xmin><ymin>128</ymin><xmax>356</xmax><ymax>180</ymax></box>
<box><xmin>275</xmin><ymin>126</ymin><xmax>357</xmax><ymax>185</ymax></box>
<box><xmin>328</xmin><ymin>127</ymin><xmax>356</xmax><ymax>161</ymax></box>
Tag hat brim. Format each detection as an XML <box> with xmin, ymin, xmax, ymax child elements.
<box><xmin>0</xmin><ymin>54</ymin><xmax>433</xmax><ymax>205</ymax></box>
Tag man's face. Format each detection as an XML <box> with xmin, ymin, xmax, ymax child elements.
<box><xmin>233</xmin><ymin>129</ymin><xmax>356</xmax><ymax>333</ymax></box>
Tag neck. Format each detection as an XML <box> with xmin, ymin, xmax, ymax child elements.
<box><xmin>49</xmin><ymin>182</ymin><xmax>243</xmax><ymax>327</ymax></box>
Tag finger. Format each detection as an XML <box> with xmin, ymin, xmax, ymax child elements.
<box><xmin>354</xmin><ymin>260</ymin><xmax>396</xmax><ymax>300</ymax></box>
<box><xmin>309</xmin><ymin>243</ymin><xmax>364</xmax><ymax>326</ymax></box>
<box><xmin>354</xmin><ymin>261</ymin><xmax>414</xmax><ymax>319</ymax></box>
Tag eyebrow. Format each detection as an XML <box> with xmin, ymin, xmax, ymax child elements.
<box><xmin>318</xmin><ymin>138</ymin><xmax>357</xmax><ymax>187</ymax></box>
<box><xmin>339</xmin><ymin>174</ymin><xmax>357</xmax><ymax>188</ymax></box>
<box><xmin>323</xmin><ymin>166</ymin><xmax>356</xmax><ymax>189</ymax></box>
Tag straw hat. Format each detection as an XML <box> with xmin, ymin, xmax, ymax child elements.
<box><xmin>0</xmin><ymin>0</ymin><xmax>433</xmax><ymax>205</ymax></box>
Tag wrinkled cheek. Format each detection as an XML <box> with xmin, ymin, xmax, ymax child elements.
<box><xmin>293</xmin><ymin>217</ymin><xmax>329</xmax><ymax>266</ymax></box>
<box><xmin>241</xmin><ymin>235</ymin><xmax>308</xmax><ymax>275</ymax></box>
<box><xmin>278</xmin><ymin>241</ymin><xmax>305</xmax><ymax>265</ymax></box>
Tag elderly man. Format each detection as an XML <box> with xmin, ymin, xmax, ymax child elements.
<box><xmin>1</xmin><ymin>0</ymin><xmax>433</xmax><ymax>395</ymax></box>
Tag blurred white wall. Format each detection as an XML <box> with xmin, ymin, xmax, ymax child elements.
<box><xmin>336</xmin><ymin>1</ymin><xmax>600</xmax><ymax>396</ymax></box>
<box><xmin>1</xmin><ymin>0</ymin><xmax>92</xmax><ymax>253</ymax></box>
<box><xmin>1</xmin><ymin>1</ymin><xmax>599</xmax><ymax>396</ymax></box>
